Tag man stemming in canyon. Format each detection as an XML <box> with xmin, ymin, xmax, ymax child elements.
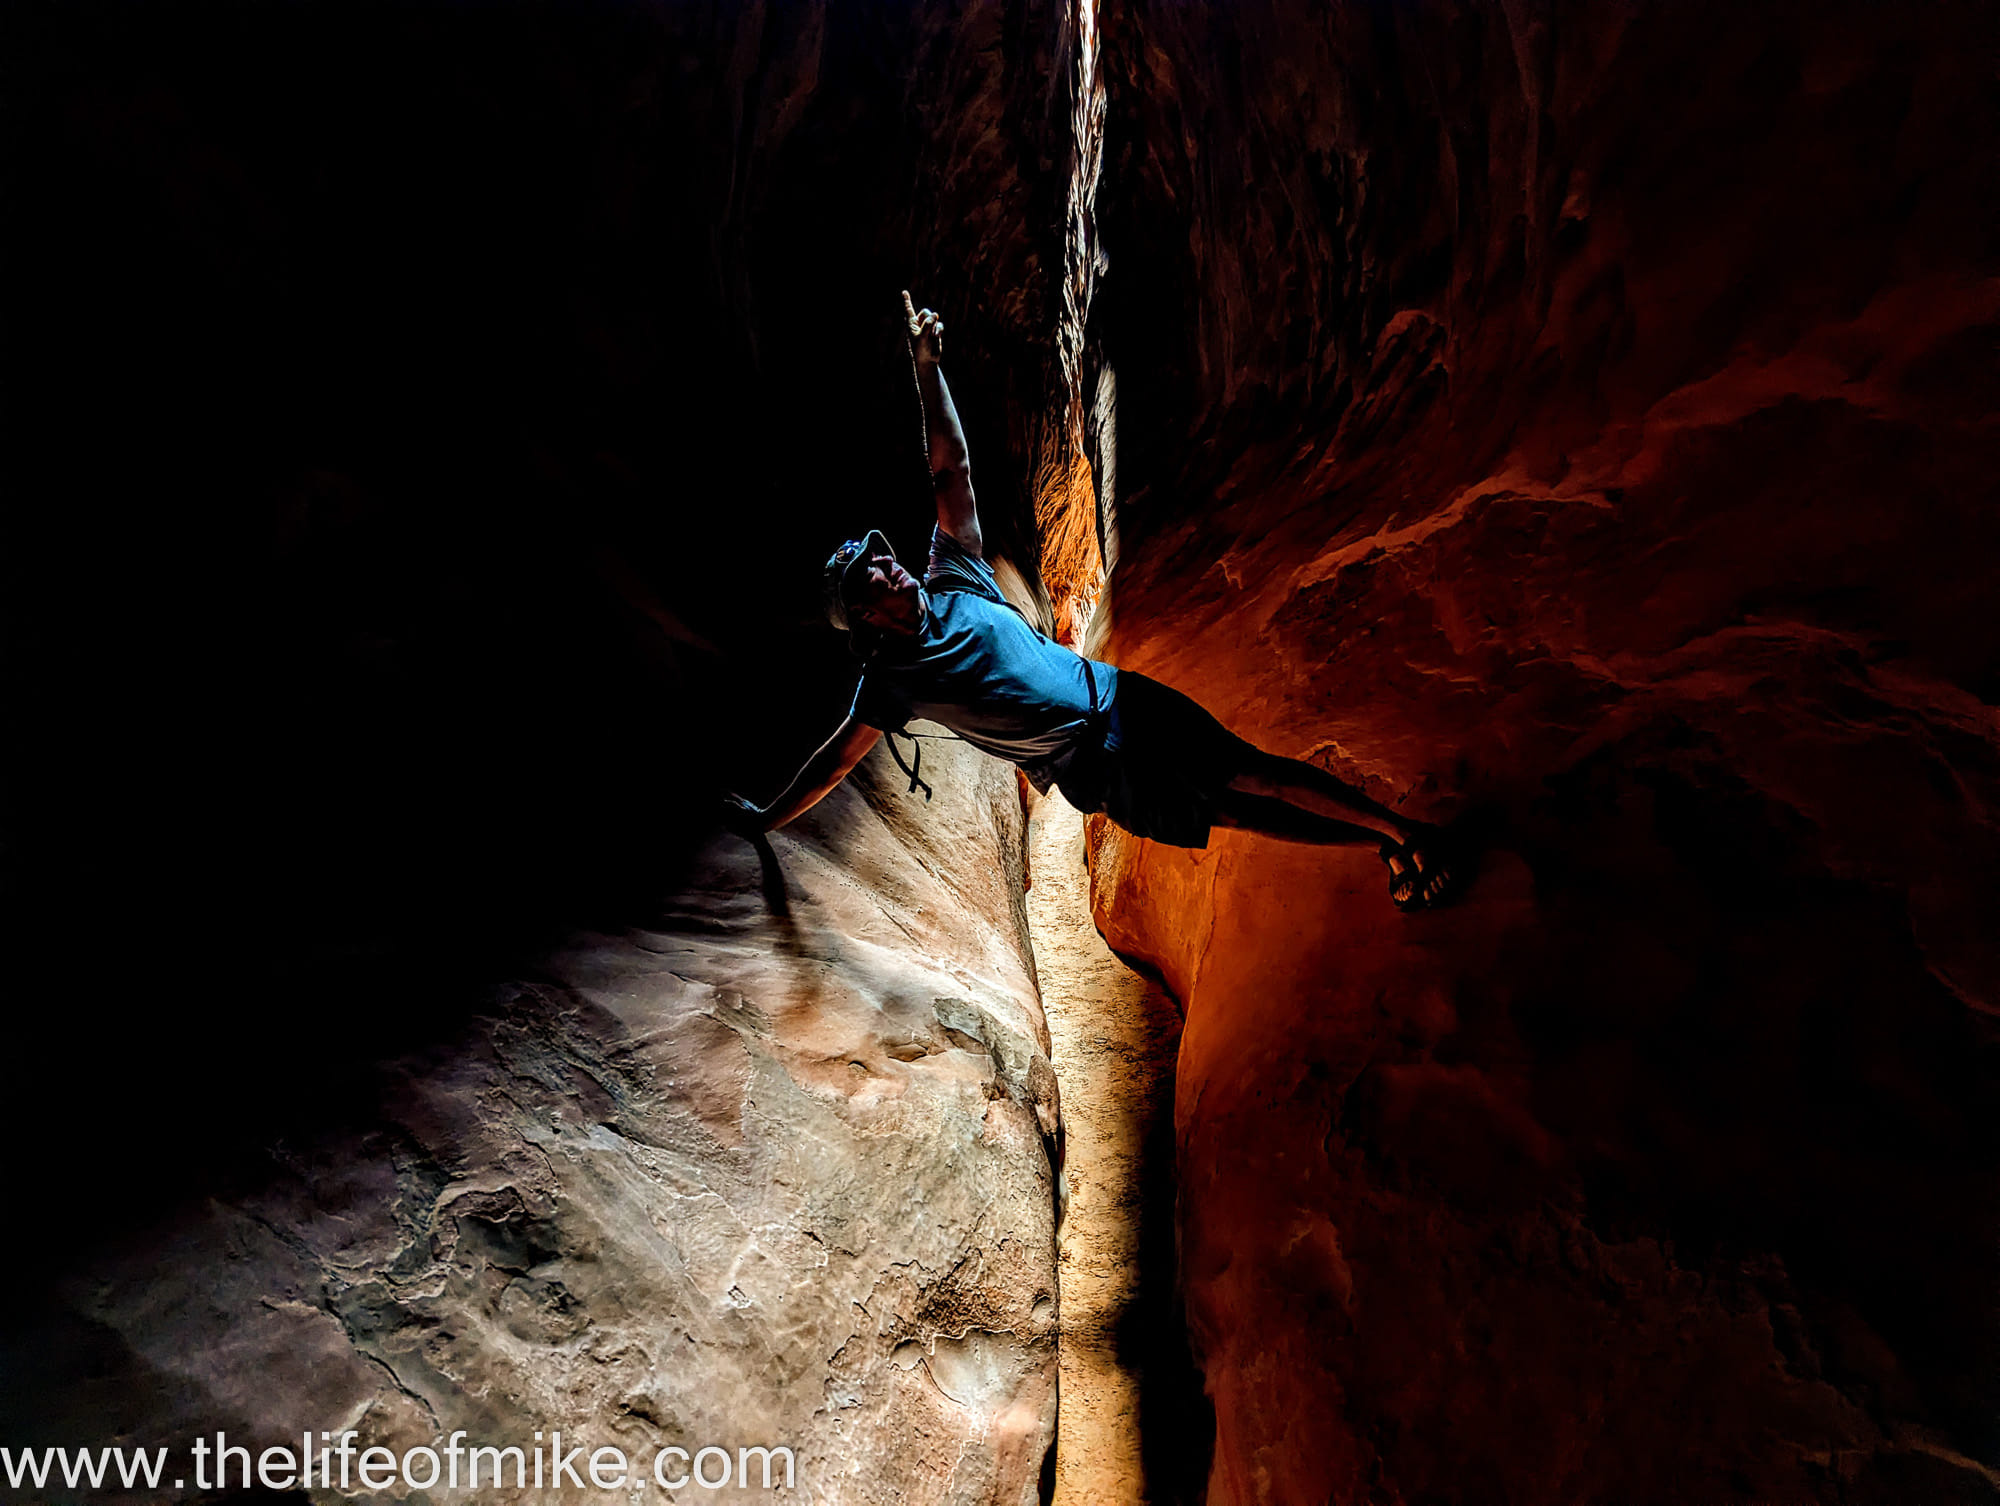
<box><xmin>728</xmin><ymin>294</ymin><xmax>1463</xmax><ymax>911</ymax></box>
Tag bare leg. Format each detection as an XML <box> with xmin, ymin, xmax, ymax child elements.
<box><xmin>1221</xmin><ymin>748</ymin><xmax>1460</xmax><ymax>907</ymax></box>
<box><xmin>1211</xmin><ymin>790</ymin><xmax>1386</xmax><ymax>848</ymax></box>
<box><xmin>1225</xmin><ymin>747</ymin><xmax>1413</xmax><ymax>846</ymax></box>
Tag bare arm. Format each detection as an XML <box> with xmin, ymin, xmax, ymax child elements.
<box><xmin>903</xmin><ymin>291</ymin><xmax>980</xmax><ymax>555</ymax></box>
<box><xmin>727</xmin><ymin>717</ymin><xmax>883</xmax><ymax>832</ymax></box>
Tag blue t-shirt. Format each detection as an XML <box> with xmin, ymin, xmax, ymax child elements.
<box><xmin>850</xmin><ymin>527</ymin><xmax>1118</xmax><ymax>772</ymax></box>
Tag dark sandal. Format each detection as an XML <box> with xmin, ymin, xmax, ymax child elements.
<box><xmin>1381</xmin><ymin>842</ymin><xmax>1420</xmax><ymax>911</ymax></box>
<box><xmin>1380</xmin><ymin>836</ymin><xmax>1468</xmax><ymax>912</ymax></box>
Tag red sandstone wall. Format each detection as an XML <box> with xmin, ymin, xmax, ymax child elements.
<box><xmin>1085</xmin><ymin>2</ymin><xmax>2000</xmax><ymax>1501</ymax></box>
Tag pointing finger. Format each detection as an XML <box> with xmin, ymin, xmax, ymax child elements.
<box><xmin>901</xmin><ymin>290</ymin><xmax>918</xmax><ymax>324</ymax></box>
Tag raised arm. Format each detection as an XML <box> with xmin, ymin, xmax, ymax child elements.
<box><xmin>725</xmin><ymin>716</ymin><xmax>883</xmax><ymax>833</ymax></box>
<box><xmin>903</xmin><ymin>291</ymin><xmax>980</xmax><ymax>555</ymax></box>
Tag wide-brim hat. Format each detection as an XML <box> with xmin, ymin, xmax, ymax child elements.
<box><xmin>823</xmin><ymin>529</ymin><xmax>896</xmax><ymax>632</ymax></box>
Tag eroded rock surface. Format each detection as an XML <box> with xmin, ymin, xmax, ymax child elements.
<box><xmin>1084</xmin><ymin>1</ymin><xmax>2000</xmax><ymax>1502</ymax></box>
<box><xmin>32</xmin><ymin>741</ymin><xmax>1057</xmax><ymax>1502</ymax></box>
<box><xmin>6</xmin><ymin>1</ymin><xmax>1084</xmax><ymax>1498</ymax></box>
<box><xmin>1026</xmin><ymin>790</ymin><xmax>1205</xmax><ymax>1505</ymax></box>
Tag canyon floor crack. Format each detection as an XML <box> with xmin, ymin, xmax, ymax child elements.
<box><xmin>1026</xmin><ymin>789</ymin><xmax>1203</xmax><ymax>1504</ymax></box>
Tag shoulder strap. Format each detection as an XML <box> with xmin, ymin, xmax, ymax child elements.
<box><xmin>886</xmin><ymin>729</ymin><xmax>933</xmax><ymax>801</ymax></box>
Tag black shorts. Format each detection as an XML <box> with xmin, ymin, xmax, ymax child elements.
<box><xmin>1055</xmin><ymin>671</ymin><xmax>1254</xmax><ymax>849</ymax></box>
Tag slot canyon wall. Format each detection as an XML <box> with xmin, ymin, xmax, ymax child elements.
<box><xmin>1082</xmin><ymin>1</ymin><xmax>2000</xmax><ymax>1503</ymax></box>
<box><xmin>8</xmin><ymin>0</ymin><xmax>1997</xmax><ymax>1502</ymax></box>
<box><xmin>5</xmin><ymin>1</ymin><xmax>1082</xmax><ymax>1498</ymax></box>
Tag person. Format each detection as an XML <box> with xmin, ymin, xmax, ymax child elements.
<box><xmin>725</xmin><ymin>293</ymin><xmax>1465</xmax><ymax>911</ymax></box>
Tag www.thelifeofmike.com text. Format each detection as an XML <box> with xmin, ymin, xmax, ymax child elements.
<box><xmin>1</xmin><ymin>1430</ymin><xmax>797</xmax><ymax>1494</ymax></box>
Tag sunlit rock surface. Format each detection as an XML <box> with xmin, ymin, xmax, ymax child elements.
<box><xmin>1085</xmin><ymin>1</ymin><xmax>2000</xmax><ymax>1502</ymax></box>
<box><xmin>12</xmin><ymin>0</ymin><xmax>1997</xmax><ymax>1499</ymax></box>
<box><xmin>33</xmin><ymin>742</ymin><xmax>1058</xmax><ymax>1502</ymax></box>
<box><xmin>6</xmin><ymin>1</ymin><xmax>1079</xmax><ymax>1499</ymax></box>
<box><xmin>1028</xmin><ymin>790</ymin><xmax>1206</xmax><ymax>1505</ymax></box>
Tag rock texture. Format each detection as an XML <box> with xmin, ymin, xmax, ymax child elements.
<box><xmin>12</xmin><ymin>0</ymin><xmax>1998</xmax><ymax>1500</ymax></box>
<box><xmin>5</xmin><ymin>1</ymin><xmax>1083</xmax><ymax>1498</ymax></box>
<box><xmin>1026</xmin><ymin>790</ymin><xmax>1207</xmax><ymax>1505</ymax></box>
<box><xmin>1083</xmin><ymin>1</ymin><xmax>2000</xmax><ymax>1502</ymax></box>
<box><xmin>30</xmin><ymin>739</ymin><xmax>1059</xmax><ymax>1502</ymax></box>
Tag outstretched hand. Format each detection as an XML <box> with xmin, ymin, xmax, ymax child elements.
<box><xmin>902</xmin><ymin>290</ymin><xmax>944</xmax><ymax>366</ymax></box>
<box><xmin>719</xmin><ymin>792</ymin><xmax>769</xmax><ymax>838</ymax></box>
